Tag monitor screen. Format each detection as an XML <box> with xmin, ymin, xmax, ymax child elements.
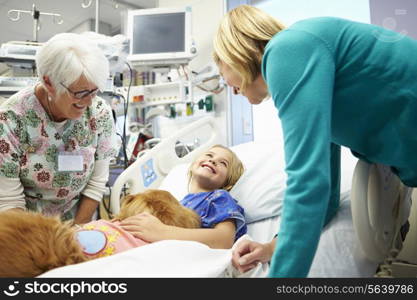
<box><xmin>127</xmin><ymin>7</ymin><xmax>195</xmax><ymax>65</ymax></box>
<box><xmin>132</xmin><ymin>13</ymin><xmax>185</xmax><ymax>54</ymax></box>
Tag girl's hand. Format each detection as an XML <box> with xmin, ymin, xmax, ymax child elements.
<box><xmin>120</xmin><ymin>212</ymin><xmax>170</xmax><ymax>242</ymax></box>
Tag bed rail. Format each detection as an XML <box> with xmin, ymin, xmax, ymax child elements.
<box><xmin>109</xmin><ymin>116</ymin><xmax>221</xmax><ymax>214</ymax></box>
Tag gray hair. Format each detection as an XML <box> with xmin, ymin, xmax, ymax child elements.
<box><xmin>36</xmin><ymin>32</ymin><xmax>109</xmax><ymax>96</ymax></box>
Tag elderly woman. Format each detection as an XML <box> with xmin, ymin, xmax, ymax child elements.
<box><xmin>213</xmin><ymin>5</ymin><xmax>417</xmax><ymax>277</ymax></box>
<box><xmin>0</xmin><ymin>33</ymin><xmax>117</xmax><ymax>224</ymax></box>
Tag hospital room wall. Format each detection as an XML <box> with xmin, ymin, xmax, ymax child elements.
<box><xmin>369</xmin><ymin>0</ymin><xmax>417</xmax><ymax>40</ymax></box>
<box><xmin>157</xmin><ymin>0</ymin><xmax>229</xmax><ymax>146</ymax></box>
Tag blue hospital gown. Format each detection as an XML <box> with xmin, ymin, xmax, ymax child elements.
<box><xmin>180</xmin><ymin>190</ymin><xmax>247</xmax><ymax>240</ymax></box>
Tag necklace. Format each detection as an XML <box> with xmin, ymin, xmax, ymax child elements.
<box><xmin>45</xmin><ymin>94</ymin><xmax>57</xmax><ymax>122</ymax></box>
<box><xmin>36</xmin><ymin>85</ymin><xmax>62</xmax><ymax>122</ymax></box>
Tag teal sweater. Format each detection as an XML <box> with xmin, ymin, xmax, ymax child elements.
<box><xmin>262</xmin><ymin>17</ymin><xmax>417</xmax><ymax>277</ymax></box>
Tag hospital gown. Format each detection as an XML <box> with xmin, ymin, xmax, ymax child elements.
<box><xmin>181</xmin><ymin>189</ymin><xmax>247</xmax><ymax>240</ymax></box>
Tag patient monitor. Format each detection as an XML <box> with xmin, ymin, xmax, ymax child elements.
<box><xmin>351</xmin><ymin>160</ymin><xmax>416</xmax><ymax>276</ymax></box>
<box><xmin>126</xmin><ymin>6</ymin><xmax>197</xmax><ymax>66</ymax></box>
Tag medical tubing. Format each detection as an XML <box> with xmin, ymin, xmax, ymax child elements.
<box><xmin>123</xmin><ymin>61</ymin><xmax>133</xmax><ymax>169</ymax></box>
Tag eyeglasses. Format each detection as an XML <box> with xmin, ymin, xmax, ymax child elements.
<box><xmin>196</xmin><ymin>75</ymin><xmax>225</xmax><ymax>94</ymax></box>
<box><xmin>60</xmin><ymin>83</ymin><xmax>99</xmax><ymax>99</ymax></box>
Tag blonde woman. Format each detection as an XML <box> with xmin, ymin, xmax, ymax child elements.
<box><xmin>0</xmin><ymin>33</ymin><xmax>117</xmax><ymax>224</ymax></box>
<box><xmin>121</xmin><ymin>145</ymin><xmax>246</xmax><ymax>249</ymax></box>
<box><xmin>213</xmin><ymin>5</ymin><xmax>417</xmax><ymax>277</ymax></box>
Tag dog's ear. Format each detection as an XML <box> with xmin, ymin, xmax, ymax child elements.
<box><xmin>112</xmin><ymin>195</ymin><xmax>136</xmax><ymax>221</ymax></box>
<box><xmin>115</xmin><ymin>193</ymin><xmax>149</xmax><ymax>221</ymax></box>
<box><xmin>121</xmin><ymin>194</ymin><xmax>136</xmax><ymax>206</ymax></box>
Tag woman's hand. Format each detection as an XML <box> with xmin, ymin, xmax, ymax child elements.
<box><xmin>232</xmin><ymin>238</ymin><xmax>276</xmax><ymax>273</ymax></box>
<box><xmin>119</xmin><ymin>212</ymin><xmax>170</xmax><ymax>242</ymax></box>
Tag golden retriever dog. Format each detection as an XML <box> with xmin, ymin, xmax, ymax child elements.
<box><xmin>0</xmin><ymin>189</ymin><xmax>200</xmax><ymax>277</ymax></box>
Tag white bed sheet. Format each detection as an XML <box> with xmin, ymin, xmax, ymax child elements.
<box><xmin>40</xmin><ymin>240</ymin><xmax>232</xmax><ymax>278</ymax></box>
<box><xmin>309</xmin><ymin>193</ymin><xmax>378</xmax><ymax>277</ymax></box>
<box><xmin>40</xmin><ymin>192</ymin><xmax>377</xmax><ymax>278</ymax></box>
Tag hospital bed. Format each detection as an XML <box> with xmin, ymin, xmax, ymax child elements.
<box><xmin>40</xmin><ymin>116</ymin><xmax>416</xmax><ymax>278</ymax></box>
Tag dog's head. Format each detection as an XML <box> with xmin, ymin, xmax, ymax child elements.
<box><xmin>0</xmin><ymin>210</ymin><xmax>88</xmax><ymax>277</ymax></box>
<box><xmin>115</xmin><ymin>189</ymin><xmax>201</xmax><ymax>228</ymax></box>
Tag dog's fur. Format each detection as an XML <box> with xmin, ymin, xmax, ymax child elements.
<box><xmin>0</xmin><ymin>210</ymin><xmax>88</xmax><ymax>278</ymax></box>
<box><xmin>0</xmin><ymin>189</ymin><xmax>200</xmax><ymax>277</ymax></box>
<box><xmin>114</xmin><ymin>189</ymin><xmax>200</xmax><ymax>228</ymax></box>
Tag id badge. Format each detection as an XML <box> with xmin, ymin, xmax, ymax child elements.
<box><xmin>58</xmin><ymin>152</ymin><xmax>84</xmax><ymax>172</ymax></box>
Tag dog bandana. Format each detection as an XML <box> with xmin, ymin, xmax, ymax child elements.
<box><xmin>75</xmin><ymin>230</ymin><xmax>107</xmax><ymax>255</ymax></box>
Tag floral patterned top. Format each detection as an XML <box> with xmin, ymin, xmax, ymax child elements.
<box><xmin>0</xmin><ymin>86</ymin><xmax>117</xmax><ymax>220</ymax></box>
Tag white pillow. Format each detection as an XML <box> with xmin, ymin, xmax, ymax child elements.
<box><xmin>159</xmin><ymin>141</ymin><xmax>286</xmax><ymax>223</ymax></box>
<box><xmin>228</xmin><ymin>141</ymin><xmax>286</xmax><ymax>223</ymax></box>
<box><xmin>158</xmin><ymin>141</ymin><xmax>358</xmax><ymax>224</ymax></box>
<box><xmin>158</xmin><ymin>163</ymin><xmax>190</xmax><ymax>201</ymax></box>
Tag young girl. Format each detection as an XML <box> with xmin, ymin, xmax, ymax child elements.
<box><xmin>120</xmin><ymin>144</ymin><xmax>246</xmax><ymax>249</ymax></box>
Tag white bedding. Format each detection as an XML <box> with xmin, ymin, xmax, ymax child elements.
<box><xmin>40</xmin><ymin>240</ymin><xmax>232</xmax><ymax>278</ymax></box>
<box><xmin>309</xmin><ymin>193</ymin><xmax>378</xmax><ymax>277</ymax></box>
<box><xmin>235</xmin><ymin>192</ymin><xmax>378</xmax><ymax>278</ymax></box>
<box><xmin>40</xmin><ymin>192</ymin><xmax>377</xmax><ymax>278</ymax></box>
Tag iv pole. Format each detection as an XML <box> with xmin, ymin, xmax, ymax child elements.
<box><xmin>82</xmin><ymin>0</ymin><xmax>140</xmax><ymax>34</ymax></box>
<box><xmin>81</xmin><ymin>0</ymin><xmax>122</xmax><ymax>33</ymax></box>
<box><xmin>7</xmin><ymin>4</ymin><xmax>63</xmax><ymax>42</ymax></box>
<box><xmin>81</xmin><ymin>0</ymin><xmax>105</xmax><ymax>33</ymax></box>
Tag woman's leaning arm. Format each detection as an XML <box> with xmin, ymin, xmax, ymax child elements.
<box><xmin>81</xmin><ymin>158</ymin><xmax>110</xmax><ymax>202</ymax></box>
<box><xmin>263</xmin><ymin>30</ymin><xmax>336</xmax><ymax>277</ymax></box>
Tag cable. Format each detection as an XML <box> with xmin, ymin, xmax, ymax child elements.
<box><xmin>108</xmin><ymin>62</ymin><xmax>133</xmax><ymax>216</ymax></box>
<box><xmin>114</xmin><ymin>93</ymin><xmax>128</xmax><ymax>168</ymax></box>
<box><xmin>123</xmin><ymin>61</ymin><xmax>133</xmax><ymax>169</ymax></box>
<box><xmin>180</xmin><ymin>64</ymin><xmax>189</xmax><ymax>80</ymax></box>
<box><xmin>116</xmin><ymin>132</ymin><xmax>128</xmax><ymax>166</ymax></box>
<box><xmin>100</xmin><ymin>185</ymin><xmax>114</xmax><ymax>220</ymax></box>
<box><xmin>108</xmin><ymin>92</ymin><xmax>129</xmax><ymax>169</ymax></box>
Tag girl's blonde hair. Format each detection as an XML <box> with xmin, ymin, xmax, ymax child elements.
<box><xmin>213</xmin><ymin>5</ymin><xmax>285</xmax><ymax>92</ymax></box>
<box><xmin>189</xmin><ymin>144</ymin><xmax>244</xmax><ymax>192</ymax></box>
